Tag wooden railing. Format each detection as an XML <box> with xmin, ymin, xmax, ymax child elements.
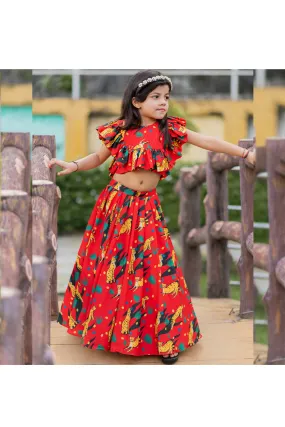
<box><xmin>251</xmin><ymin>139</ymin><xmax>285</xmax><ymax>365</ymax></box>
<box><xmin>31</xmin><ymin>135</ymin><xmax>61</xmax><ymax>364</ymax></box>
<box><xmin>0</xmin><ymin>133</ymin><xmax>33</xmax><ymax>364</ymax></box>
<box><xmin>176</xmin><ymin>139</ymin><xmax>255</xmax><ymax>318</ymax></box>
<box><xmin>0</xmin><ymin>133</ymin><xmax>61</xmax><ymax>364</ymax></box>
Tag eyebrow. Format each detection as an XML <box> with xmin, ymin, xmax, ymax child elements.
<box><xmin>152</xmin><ymin>92</ymin><xmax>170</xmax><ymax>95</ymax></box>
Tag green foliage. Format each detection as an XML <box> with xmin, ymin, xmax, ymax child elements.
<box><xmin>168</xmin><ymin>100</ymin><xmax>198</xmax><ymax>132</ymax></box>
<box><xmin>254</xmin><ymin>325</ymin><xmax>268</xmax><ymax>345</ymax></box>
<box><xmin>57</xmin><ymin>165</ymin><xmax>111</xmax><ymax>233</ymax></box>
<box><xmin>39</xmin><ymin>75</ymin><xmax>72</xmax><ymax>94</ymax></box>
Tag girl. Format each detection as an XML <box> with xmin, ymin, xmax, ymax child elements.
<box><xmin>49</xmin><ymin>70</ymin><xmax>256</xmax><ymax>365</ymax></box>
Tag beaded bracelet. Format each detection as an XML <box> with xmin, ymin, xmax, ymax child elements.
<box><xmin>72</xmin><ymin>160</ymin><xmax>79</xmax><ymax>171</ymax></box>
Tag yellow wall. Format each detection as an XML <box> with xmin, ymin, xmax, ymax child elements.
<box><xmin>1</xmin><ymin>84</ymin><xmax>32</xmax><ymax>103</ymax></box>
<box><xmin>253</xmin><ymin>87</ymin><xmax>285</xmax><ymax>146</ymax></box>
<box><xmin>185</xmin><ymin>115</ymin><xmax>225</xmax><ymax>162</ymax></box>
<box><xmin>3</xmin><ymin>83</ymin><xmax>284</xmax><ymax>158</ymax></box>
<box><xmin>184</xmin><ymin>99</ymin><xmax>253</xmax><ymax>146</ymax></box>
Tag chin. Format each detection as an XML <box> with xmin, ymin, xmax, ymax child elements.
<box><xmin>155</xmin><ymin>112</ymin><xmax>167</xmax><ymax>119</ymax></box>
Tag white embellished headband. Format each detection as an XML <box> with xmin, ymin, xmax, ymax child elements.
<box><xmin>138</xmin><ymin>75</ymin><xmax>173</xmax><ymax>90</ymax></box>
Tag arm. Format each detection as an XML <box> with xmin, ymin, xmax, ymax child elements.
<box><xmin>186</xmin><ymin>129</ymin><xmax>255</xmax><ymax>163</ymax></box>
<box><xmin>48</xmin><ymin>145</ymin><xmax>112</xmax><ymax>176</ymax></box>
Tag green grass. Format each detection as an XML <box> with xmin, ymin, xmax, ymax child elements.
<box><xmin>254</xmin><ymin>326</ymin><xmax>268</xmax><ymax>345</ymax></box>
<box><xmin>191</xmin><ymin>257</ymin><xmax>268</xmax><ymax>345</ymax></box>
<box><xmin>254</xmin><ymin>293</ymin><xmax>268</xmax><ymax>346</ymax></box>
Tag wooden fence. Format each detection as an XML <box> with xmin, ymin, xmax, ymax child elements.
<box><xmin>0</xmin><ymin>133</ymin><xmax>61</xmax><ymax>364</ymax></box>
<box><xmin>251</xmin><ymin>139</ymin><xmax>285</xmax><ymax>365</ymax></box>
<box><xmin>176</xmin><ymin>139</ymin><xmax>255</xmax><ymax>318</ymax></box>
<box><xmin>0</xmin><ymin>133</ymin><xmax>33</xmax><ymax>364</ymax></box>
<box><xmin>176</xmin><ymin>137</ymin><xmax>285</xmax><ymax>364</ymax></box>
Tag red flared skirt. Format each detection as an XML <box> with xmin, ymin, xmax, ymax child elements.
<box><xmin>57</xmin><ymin>178</ymin><xmax>202</xmax><ymax>356</ymax></box>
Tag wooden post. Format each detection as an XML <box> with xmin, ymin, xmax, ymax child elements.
<box><xmin>32</xmin><ymin>256</ymin><xmax>55</xmax><ymax>365</ymax></box>
<box><xmin>0</xmin><ymin>288</ymin><xmax>22</xmax><ymax>365</ymax></box>
<box><xmin>1</xmin><ymin>133</ymin><xmax>30</xmax><ymax>192</ymax></box>
<box><xmin>32</xmin><ymin>136</ymin><xmax>60</xmax><ymax>319</ymax></box>
<box><xmin>32</xmin><ymin>180</ymin><xmax>56</xmax><ymax>345</ymax></box>
<box><xmin>23</xmin><ymin>199</ymin><xmax>33</xmax><ymax>364</ymax></box>
<box><xmin>50</xmin><ymin>185</ymin><xmax>61</xmax><ymax>319</ymax></box>
<box><xmin>205</xmin><ymin>152</ymin><xmax>230</xmax><ymax>297</ymax></box>
<box><xmin>0</xmin><ymin>191</ymin><xmax>29</xmax><ymax>288</ymax></box>
<box><xmin>276</xmin><ymin>257</ymin><xmax>285</xmax><ymax>288</ymax></box>
<box><xmin>263</xmin><ymin>138</ymin><xmax>285</xmax><ymax>364</ymax></box>
<box><xmin>179</xmin><ymin>167</ymin><xmax>204</xmax><ymax>296</ymax></box>
<box><xmin>237</xmin><ymin>139</ymin><xmax>255</xmax><ymax>318</ymax></box>
<box><xmin>0</xmin><ymin>190</ymin><xmax>31</xmax><ymax>364</ymax></box>
<box><xmin>1</xmin><ymin>132</ymin><xmax>33</xmax><ymax>364</ymax></box>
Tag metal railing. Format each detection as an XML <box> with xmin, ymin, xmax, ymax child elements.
<box><xmin>32</xmin><ymin>69</ymin><xmax>254</xmax><ymax>100</ymax></box>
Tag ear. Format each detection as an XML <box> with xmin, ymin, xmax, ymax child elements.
<box><xmin>132</xmin><ymin>97</ymin><xmax>141</xmax><ymax>109</ymax></box>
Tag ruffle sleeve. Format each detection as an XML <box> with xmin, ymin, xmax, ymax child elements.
<box><xmin>166</xmin><ymin>116</ymin><xmax>189</xmax><ymax>165</ymax></box>
<box><xmin>96</xmin><ymin>119</ymin><xmax>125</xmax><ymax>156</ymax></box>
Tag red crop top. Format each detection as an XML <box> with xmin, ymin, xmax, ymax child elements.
<box><xmin>96</xmin><ymin>116</ymin><xmax>188</xmax><ymax>180</ymax></box>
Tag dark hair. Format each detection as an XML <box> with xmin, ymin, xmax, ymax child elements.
<box><xmin>118</xmin><ymin>70</ymin><xmax>172</xmax><ymax>149</ymax></box>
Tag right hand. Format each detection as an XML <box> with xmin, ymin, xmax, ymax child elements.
<box><xmin>246</xmin><ymin>149</ymin><xmax>256</xmax><ymax>168</ymax></box>
<box><xmin>48</xmin><ymin>158</ymin><xmax>78</xmax><ymax>176</ymax></box>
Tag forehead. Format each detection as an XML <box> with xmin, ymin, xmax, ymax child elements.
<box><xmin>149</xmin><ymin>84</ymin><xmax>170</xmax><ymax>95</ymax></box>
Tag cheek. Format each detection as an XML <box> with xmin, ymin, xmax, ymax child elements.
<box><xmin>143</xmin><ymin>100</ymin><xmax>155</xmax><ymax>110</ymax></box>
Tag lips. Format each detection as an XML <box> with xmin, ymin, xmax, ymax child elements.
<box><xmin>157</xmin><ymin>109</ymin><xmax>166</xmax><ymax>112</ymax></box>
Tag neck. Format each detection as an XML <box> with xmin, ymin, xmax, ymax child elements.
<box><xmin>140</xmin><ymin>116</ymin><xmax>157</xmax><ymax>127</ymax></box>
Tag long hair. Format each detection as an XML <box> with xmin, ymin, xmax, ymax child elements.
<box><xmin>118</xmin><ymin>70</ymin><xmax>172</xmax><ymax>149</ymax></box>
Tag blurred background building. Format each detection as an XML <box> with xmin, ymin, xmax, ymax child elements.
<box><xmin>1</xmin><ymin>69</ymin><xmax>256</xmax><ymax>163</ymax></box>
<box><xmin>254</xmin><ymin>69</ymin><xmax>285</xmax><ymax>145</ymax></box>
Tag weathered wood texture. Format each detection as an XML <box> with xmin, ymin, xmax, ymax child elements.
<box><xmin>32</xmin><ymin>135</ymin><xmax>61</xmax><ymax>320</ymax></box>
<box><xmin>237</xmin><ymin>139</ymin><xmax>255</xmax><ymax>319</ymax></box>
<box><xmin>263</xmin><ymin>138</ymin><xmax>285</xmax><ymax>364</ymax></box>
<box><xmin>179</xmin><ymin>168</ymin><xmax>202</xmax><ymax>296</ymax></box>
<box><xmin>32</xmin><ymin>256</ymin><xmax>55</xmax><ymax>364</ymax></box>
<box><xmin>0</xmin><ymin>133</ymin><xmax>33</xmax><ymax>364</ymax></box>
<box><xmin>0</xmin><ymin>288</ymin><xmax>22</xmax><ymax>365</ymax></box>
<box><xmin>205</xmin><ymin>152</ymin><xmax>230</xmax><ymax>298</ymax></box>
<box><xmin>246</xmin><ymin>233</ymin><xmax>269</xmax><ymax>271</ymax></box>
<box><xmin>0</xmin><ymin>133</ymin><xmax>60</xmax><ymax>365</ymax></box>
<box><xmin>31</xmin><ymin>136</ymin><xmax>61</xmax><ymax>364</ymax></box>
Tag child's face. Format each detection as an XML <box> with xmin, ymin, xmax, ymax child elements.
<box><xmin>134</xmin><ymin>84</ymin><xmax>170</xmax><ymax>122</ymax></box>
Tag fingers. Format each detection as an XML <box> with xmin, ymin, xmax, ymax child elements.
<box><xmin>48</xmin><ymin>158</ymin><xmax>65</xmax><ymax>168</ymax></box>
<box><xmin>48</xmin><ymin>158</ymin><xmax>56</xmax><ymax>168</ymax></box>
<box><xmin>48</xmin><ymin>158</ymin><xmax>71</xmax><ymax>176</ymax></box>
<box><xmin>57</xmin><ymin>169</ymin><xmax>71</xmax><ymax>176</ymax></box>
